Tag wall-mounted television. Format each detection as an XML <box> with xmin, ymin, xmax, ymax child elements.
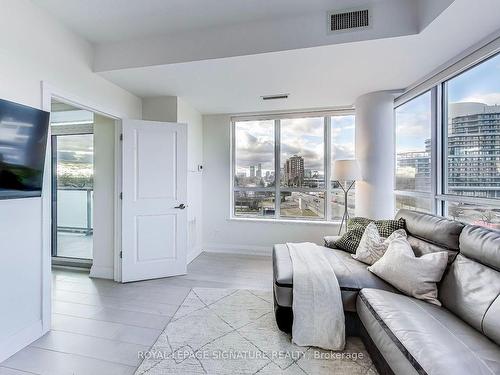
<box><xmin>0</xmin><ymin>98</ymin><xmax>50</xmax><ymax>199</ymax></box>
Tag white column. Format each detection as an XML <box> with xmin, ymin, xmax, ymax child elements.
<box><xmin>355</xmin><ymin>91</ymin><xmax>395</xmax><ymax>219</ymax></box>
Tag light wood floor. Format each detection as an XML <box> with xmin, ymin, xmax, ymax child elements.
<box><xmin>0</xmin><ymin>252</ymin><xmax>272</xmax><ymax>375</ymax></box>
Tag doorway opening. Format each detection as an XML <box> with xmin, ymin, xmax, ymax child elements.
<box><xmin>50</xmin><ymin>99</ymin><xmax>117</xmax><ymax>269</ymax></box>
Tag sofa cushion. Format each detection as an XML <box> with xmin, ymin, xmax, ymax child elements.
<box><xmin>357</xmin><ymin>288</ymin><xmax>500</xmax><ymax>375</ymax></box>
<box><xmin>484</xmin><ymin>296</ymin><xmax>500</xmax><ymax>347</ymax></box>
<box><xmin>439</xmin><ymin>253</ymin><xmax>500</xmax><ymax>344</ymax></box>
<box><xmin>272</xmin><ymin>244</ymin><xmax>397</xmax><ymax>311</ymax></box>
<box><xmin>395</xmin><ymin>209</ymin><xmax>465</xmax><ymax>251</ymax></box>
<box><xmin>459</xmin><ymin>225</ymin><xmax>500</xmax><ymax>271</ymax></box>
<box><xmin>442</xmin><ymin>224</ymin><xmax>500</xmax><ymax>346</ymax></box>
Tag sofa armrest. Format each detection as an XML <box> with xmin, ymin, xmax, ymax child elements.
<box><xmin>324</xmin><ymin>235</ymin><xmax>341</xmax><ymax>249</ymax></box>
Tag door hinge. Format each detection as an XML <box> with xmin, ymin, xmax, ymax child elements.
<box><xmin>119</xmin><ymin>192</ymin><xmax>123</xmax><ymax>200</ymax></box>
<box><xmin>120</xmin><ymin>251</ymin><xmax>123</xmax><ymax>259</ymax></box>
<box><xmin>120</xmin><ymin>133</ymin><xmax>123</xmax><ymax>141</ymax></box>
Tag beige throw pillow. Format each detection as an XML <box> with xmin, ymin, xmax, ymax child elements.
<box><xmin>368</xmin><ymin>237</ymin><xmax>448</xmax><ymax>306</ymax></box>
<box><xmin>351</xmin><ymin>223</ymin><xmax>407</xmax><ymax>265</ymax></box>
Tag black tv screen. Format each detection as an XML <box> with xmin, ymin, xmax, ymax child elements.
<box><xmin>0</xmin><ymin>98</ymin><xmax>50</xmax><ymax>199</ymax></box>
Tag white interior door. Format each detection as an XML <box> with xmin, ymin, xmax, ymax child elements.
<box><xmin>121</xmin><ymin>119</ymin><xmax>187</xmax><ymax>282</ymax></box>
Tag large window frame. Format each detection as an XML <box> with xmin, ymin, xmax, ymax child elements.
<box><xmin>230</xmin><ymin>110</ymin><xmax>355</xmax><ymax>222</ymax></box>
<box><xmin>394</xmin><ymin>51</ymin><xmax>500</xmax><ymax>221</ymax></box>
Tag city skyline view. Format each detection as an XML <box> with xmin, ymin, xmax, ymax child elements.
<box><xmin>396</xmin><ymin>53</ymin><xmax>500</xmax><ymax>155</ymax></box>
<box><xmin>234</xmin><ymin>115</ymin><xmax>356</xmax><ymax>183</ymax></box>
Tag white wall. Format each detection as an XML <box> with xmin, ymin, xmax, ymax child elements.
<box><xmin>142</xmin><ymin>96</ymin><xmax>178</xmax><ymax>123</ymax></box>
<box><xmin>91</xmin><ymin>115</ymin><xmax>116</xmax><ymax>279</ymax></box>
<box><xmin>355</xmin><ymin>91</ymin><xmax>395</xmax><ymax>219</ymax></box>
<box><xmin>177</xmin><ymin>98</ymin><xmax>204</xmax><ymax>262</ymax></box>
<box><xmin>202</xmin><ymin>115</ymin><xmax>339</xmax><ymax>255</ymax></box>
<box><xmin>0</xmin><ymin>0</ymin><xmax>141</xmax><ymax>363</ymax></box>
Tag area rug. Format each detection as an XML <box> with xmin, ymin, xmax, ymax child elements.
<box><xmin>135</xmin><ymin>288</ymin><xmax>378</xmax><ymax>375</ymax></box>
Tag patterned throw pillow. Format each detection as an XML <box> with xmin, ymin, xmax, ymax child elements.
<box><xmin>333</xmin><ymin>217</ymin><xmax>406</xmax><ymax>253</ymax></box>
<box><xmin>351</xmin><ymin>222</ymin><xmax>407</xmax><ymax>265</ymax></box>
<box><xmin>375</xmin><ymin>218</ymin><xmax>406</xmax><ymax>237</ymax></box>
<box><xmin>331</xmin><ymin>224</ymin><xmax>366</xmax><ymax>253</ymax></box>
<box><xmin>349</xmin><ymin>217</ymin><xmax>406</xmax><ymax>237</ymax></box>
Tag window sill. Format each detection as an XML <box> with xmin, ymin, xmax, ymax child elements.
<box><xmin>228</xmin><ymin>217</ymin><xmax>341</xmax><ymax>225</ymax></box>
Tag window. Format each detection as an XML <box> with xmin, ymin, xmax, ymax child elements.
<box><xmin>232</xmin><ymin>113</ymin><xmax>356</xmax><ymax>221</ymax></box>
<box><xmin>280</xmin><ymin>117</ymin><xmax>325</xmax><ymax>219</ymax></box>
<box><xmin>331</xmin><ymin>115</ymin><xmax>356</xmax><ymax>220</ymax></box>
<box><xmin>233</xmin><ymin>120</ymin><xmax>275</xmax><ymax>218</ymax></box>
<box><xmin>445</xmin><ymin>201</ymin><xmax>500</xmax><ymax>228</ymax></box>
<box><xmin>442</xmin><ymin>53</ymin><xmax>500</xmax><ymax>226</ymax></box>
<box><xmin>394</xmin><ymin>91</ymin><xmax>433</xmax><ymax>213</ymax></box>
<box><xmin>444</xmin><ymin>54</ymin><xmax>500</xmax><ymax>200</ymax></box>
<box><xmin>394</xmin><ymin>52</ymin><xmax>500</xmax><ymax>229</ymax></box>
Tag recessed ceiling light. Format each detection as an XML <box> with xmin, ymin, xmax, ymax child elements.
<box><xmin>261</xmin><ymin>94</ymin><xmax>289</xmax><ymax>101</ymax></box>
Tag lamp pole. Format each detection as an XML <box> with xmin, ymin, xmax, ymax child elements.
<box><xmin>337</xmin><ymin>180</ymin><xmax>355</xmax><ymax>235</ymax></box>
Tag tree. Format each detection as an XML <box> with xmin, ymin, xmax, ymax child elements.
<box><xmin>479</xmin><ymin>209</ymin><xmax>496</xmax><ymax>224</ymax></box>
<box><xmin>448</xmin><ymin>203</ymin><xmax>464</xmax><ymax>220</ymax></box>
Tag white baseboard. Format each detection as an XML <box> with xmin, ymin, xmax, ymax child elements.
<box><xmin>203</xmin><ymin>243</ymin><xmax>272</xmax><ymax>257</ymax></box>
<box><xmin>0</xmin><ymin>319</ymin><xmax>43</xmax><ymax>363</ymax></box>
<box><xmin>187</xmin><ymin>246</ymin><xmax>203</xmax><ymax>264</ymax></box>
<box><xmin>89</xmin><ymin>265</ymin><xmax>114</xmax><ymax>279</ymax></box>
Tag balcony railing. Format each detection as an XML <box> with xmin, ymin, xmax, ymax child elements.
<box><xmin>57</xmin><ymin>187</ymin><xmax>93</xmax><ymax>235</ymax></box>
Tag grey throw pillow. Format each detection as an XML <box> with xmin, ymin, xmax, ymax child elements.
<box><xmin>368</xmin><ymin>237</ymin><xmax>448</xmax><ymax>306</ymax></box>
<box><xmin>351</xmin><ymin>223</ymin><xmax>407</xmax><ymax>265</ymax></box>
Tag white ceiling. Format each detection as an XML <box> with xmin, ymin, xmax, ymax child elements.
<box><xmin>32</xmin><ymin>0</ymin><xmax>373</xmax><ymax>44</ymax></box>
<box><xmin>99</xmin><ymin>0</ymin><xmax>500</xmax><ymax>114</ymax></box>
<box><xmin>32</xmin><ymin>0</ymin><xmax>500</xmax><ymax>114</ymax></box>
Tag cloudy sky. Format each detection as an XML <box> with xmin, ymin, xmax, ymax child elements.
<box><xmin>396</xmin><ymin>53</ymin><xmax>500</xmax><ymax>153</ymax></box>
<box><xmin>57</xmin><ymin>134</ymin><xmax>93</xmax><ymax>164</ymax></box>
<box><xmin>235</xmin><ymin>115</ymin><xmax>355</xmax><ymax>177</ymax></box>
<box><xmin>395</xmin><ymin>91</ymin><xmax>432</xmax><ymax>153</ymax></box>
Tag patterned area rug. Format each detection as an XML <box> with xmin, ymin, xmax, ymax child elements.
<box><xmin>135</xmin><ymin>288</ymin><xmax>378</xmax><ymax>375</ymax></box>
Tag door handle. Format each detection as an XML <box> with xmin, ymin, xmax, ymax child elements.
<box><xmin>174</xmin><ymin>204</ymin><xmax>187</xmax><ymax>209</ymax></box>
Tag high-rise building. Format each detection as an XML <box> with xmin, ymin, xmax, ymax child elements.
<box><xmin>396</xmin><ymin>138</ymin><xmax>431</xmax><ymax>191</ymax></box>
<box><xmin>396</xmin><ymin>103</ymin><xmax>500</xmax><ymax>199</ymax></box>
<box><xmin>256</xmin><ymin>163</ymin><xmax>262</xmax><ymax>178</ymax></box>
<box><xmin>249</xmin><ymin>165</ymin><xmax>255</xmax><ymax>178</ymax></box>
<box><xmin>447</xmin><ymin>104</ymin><xmax>500</xmax><ymax>199</ymax></box>
<box><xmin>284</xmin><ymin>155</ymin><xmax>304</xmax><ymax>187</ymax></box>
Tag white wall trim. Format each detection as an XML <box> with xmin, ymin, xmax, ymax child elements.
<box><xmin>203</xmin><ymin>243</ymin><xmax>272</xmax><ymax>257</ymax></box>
<box><xmin>89</xmin><ymin>265</ymin><xmax>114</xmax><ymax>279</ymax></box>
<box><xmin>41</xmin><ymin>81</ymin><xmax>124</xmax><ymax>336</ymax></box>
<box><xmin>113</xmin><ymin>120</ymin><xmax>123</xmax><ymax>282</ymax></box>
<box><xmin>187</xmin><ymin>246</ymin><xmax>203</xmax><ymax>264</ymax></box>
<box><xmin>0</xmin><ymin>320</ymin><xmax>43</xmax><ymax>363</ymax></box>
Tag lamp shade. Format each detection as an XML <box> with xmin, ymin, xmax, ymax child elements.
<box><xmin>332</xmin><ymin>160</ymin><xmax>362</xmax><ymax>181</ymax></box>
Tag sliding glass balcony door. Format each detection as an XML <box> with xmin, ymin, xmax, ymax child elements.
<box><xmin>52</xmin><ymin>133</ymin><xmax>94</xmax><ymax>260</ymax></box>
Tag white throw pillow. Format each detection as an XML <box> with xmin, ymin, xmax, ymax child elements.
<box><xmin>351</xmin><ymin>222</ymin><xmax>407</xmax><ymax>265</ymax></box>
<box><xmin>368</xmin><ymin>237</ymin><xmax>448</xmax><ymax>306</ymax></box>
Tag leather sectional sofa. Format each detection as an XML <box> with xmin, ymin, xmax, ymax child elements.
<box><xmin>272</xmin><ymin>209</ymin><xmax>500</xmax><ymax>375</ymax></box>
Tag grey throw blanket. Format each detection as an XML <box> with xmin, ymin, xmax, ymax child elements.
<box><xmin>287</xmin><ymin>242</ymin><xmax>345</xmax><ymax>350</ymax></box>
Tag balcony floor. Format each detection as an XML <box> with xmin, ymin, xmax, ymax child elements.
<box><xmin>57</xmin><ymin>232</ymin><xmax>93</xmax><ymax>259</ymax></box>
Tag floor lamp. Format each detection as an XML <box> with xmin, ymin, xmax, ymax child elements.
<box><xmin>332</xmin><ymin>160</ymin><xmax>361</xmax><ymax>235</ymax></box>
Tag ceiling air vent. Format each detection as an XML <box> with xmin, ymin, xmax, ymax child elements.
<box><xmin>328</xmin><ymin>8</ymin><xmax>370</xmax><ymax>33</ymax></box>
